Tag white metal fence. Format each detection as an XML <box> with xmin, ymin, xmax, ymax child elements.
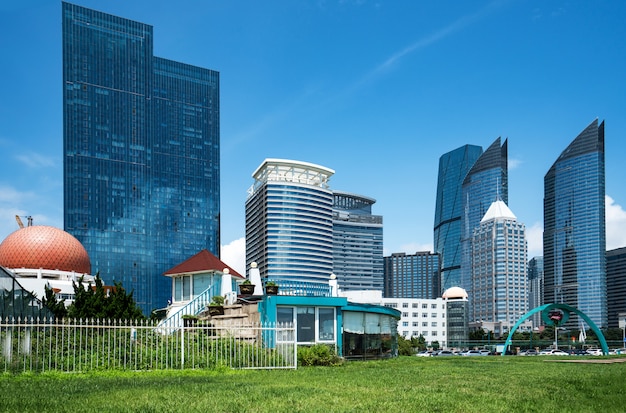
<box><xmin>1</xmin><ymin>318</ymin><xmax>296</xmax><ymax>373</ymax></box>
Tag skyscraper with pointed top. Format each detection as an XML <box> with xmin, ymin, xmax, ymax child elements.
<box><xmin>543</xmin><ymin>119</ymin><xmax>606</xmax><ymax>329</ymax></box>
<box><xmin>459</xmin><ymin>138</ymin><xmax>508</xmax><ymax>298</ymax></box>
<box><xmin>471</xmin><ymin>199</ymin><xmax>527</xmax><ymax>334</ymax></box>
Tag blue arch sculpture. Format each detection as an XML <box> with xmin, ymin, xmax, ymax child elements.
<box><xmin>501</xmin><ymin>303</ymin><xmax>609</xmax><ymax>356</ymax></box>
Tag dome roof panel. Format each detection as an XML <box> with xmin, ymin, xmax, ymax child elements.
<box><xmin>0</xmin><ymin>226</ymin><xmax>91</xmax><ymax>274</ymax></box>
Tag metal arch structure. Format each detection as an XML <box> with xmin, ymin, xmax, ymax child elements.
<box><xmin>501</xmin><ymin>303</ymin><xmax>609</xmax><ymax>356</ymax></box>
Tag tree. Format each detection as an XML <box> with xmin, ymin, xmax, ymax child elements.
<box><xmin>41</xmin><ymin>284</ymin><xmax>68</xmax><ymax>320</ymax></box>
<box><xmin>397</xmin><ymin>336</ymin><xmax>414</xmax><ymax>356</ymax></box>
<box><xmin>67</xmin><ymin>274</ymin><xmax>144</xmax><ymax>320</ymax></box>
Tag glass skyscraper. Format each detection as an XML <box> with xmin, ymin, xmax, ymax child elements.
<box><xmin>245</xmin><ymin>159</ymin><xmax>334</xmax><ymax>284</ymax></box>
<box><xmin>460</xmin><ymin>138</ymin><xmax>508</xmax><ymax>296</ymax></box>
<box><xmin>383</xmin><ymin>252</ymin><xmax>440</xmax><ymax>299</ymax></box>
<box><xmin>332</xmin><ymin>191</ymin><xmax>383</xmax><ymax>291</ymax></box>
<box><xmin>543</xmin><ymin>119</ymin><xmax>606</xmax><ymax>329</ymax></box>
<box><xmin>434</xmin><ymin>145</ymin><xmax>483</xmax><ymax>292</ymax></box>
<box><xmin>62</xmin><ymin>3</ymin><xmax>220</xmax><ymax>314</ymax></box>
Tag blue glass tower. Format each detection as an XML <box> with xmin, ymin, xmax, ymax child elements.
<box><xmin>434</xmin><ymin>145</ymin><xmax>483</xmax><ymax>292</ymax></box>
<box><xmin>543</xmin><ymin>119</ymin><xmax>606</xmax><ymax>328</ymax></box>
<box><xmin>62</xmin><ymin>3</ymin><xmax>220</xmax><ymax>314</ymax></box>
<box><xmin>460</xmin><ymin>138</ymin><xmax>508</xmax><ymax>294</ymax></box>
<box><xmin>332</xmin><ymin>191</ymin><xmax>383</xmax><ymax>291</ymax></box>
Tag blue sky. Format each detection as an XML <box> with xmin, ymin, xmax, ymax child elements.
<box><xmin>1</xmin><ymin>0</ymin><xmax>625</xmax><ymax>275</ymax></box>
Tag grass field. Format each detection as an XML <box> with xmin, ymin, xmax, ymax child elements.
<box><xmin>1</xmin><ymin>356</ymin><xmax>625</xmax><ymax>412</ymax></box>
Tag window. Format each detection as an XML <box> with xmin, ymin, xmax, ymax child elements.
<box><xmin>277</xmin><ymin>307</ymin><xmax>294</xmax><ymax>342</ymax></box>
<box><xmin>431</xmin><ymin>304</ymin><xmax>437</xmax><ymax>309</ymax></box>
<box><xmin>278</xmin><ymin>306</ymin><xmax>335</xmax><ymax>344</ymax></box>
<box><xmin>402</xmin><ymin>303</ymin><xmax>408</xmax><ymax>308</ymax></box>
<box><xmin>297</xmin><ymin>307</ymin><xmax>315</xmax><ymax>343</ymax></box>
<box><xmin>422</xmin><ymin>303</ymin><xmax>428</xmax><ymax>309</ymax></box>
<box><xmin>402</xmin><ymin>312</ymin><xmax>408</xmax><ymax>317</ymax></box>
<box><xmin>403</xmin><ymin>322</ymin><xmax>408</xmax><ymax>327</ymax></box>
<box><xmin>318</xmin><ymin>308</ymin><xmax>335</xmax><ymax>341</ymax></box>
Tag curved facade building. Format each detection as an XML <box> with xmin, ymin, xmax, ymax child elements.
<box><xmin>246</xmin><ymin>159</ymin><xmax>335</xmax><ymax>285</ymax></box>
<box><xmin>434</xmin><ymin>144</ymin><xmax>483</xmax><ymax>292</ymax></box>
<box><xmin>544</xmin><ymin>119</ymin><xmax>606</xmax><ymax>329</ymax></box>
<box><xmin>460</xmin><ymin>138</ymin><xmax>508</xmax><ymax>296</ymax></box>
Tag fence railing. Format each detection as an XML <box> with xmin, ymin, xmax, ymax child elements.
<box><xmin>1</xmin><ymin>318</ymin><xmax>296</xmax><ymax>373</ymax></box>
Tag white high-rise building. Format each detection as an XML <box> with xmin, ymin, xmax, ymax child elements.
<box><xmin>470</xmin><ymin>199</ymin><xmax>529</xmax><ymax>336</ymax></box>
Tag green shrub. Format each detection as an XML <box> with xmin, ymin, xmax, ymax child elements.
<box><xmin>298</xmin><ymin>344</ymin><xmax>343</xmax><ymax>366</ymax></box>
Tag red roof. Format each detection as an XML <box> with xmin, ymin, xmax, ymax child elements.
<box><xmin>163</xmin><ymin>249</ymin><xmax>243</xmax><ymax>278</ymax></box>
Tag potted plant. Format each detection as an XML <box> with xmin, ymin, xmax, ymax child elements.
<box><xmin>238</xmin><ymin>279</ymin><xmax>256</xmax><ymax>296</ymax></box>
<box><xmin>208</xmin><ymin>295</ymin><xmax>225</xmax><ymax>316</ymax></box>
<box><xmin>264</xmin><ymin>280</ymin><xmax>279</xmax><ymax>296</ymax></box>
<box><xmin>182</xmin><ymin>314</ymin><xmax>198</xmax><ymax>327</ymax></box>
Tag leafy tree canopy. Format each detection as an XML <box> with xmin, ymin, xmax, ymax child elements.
<box><xmin>66</xmin><ymin>274</ymin><xmax>144</xmax><ymax>320</ymax></box>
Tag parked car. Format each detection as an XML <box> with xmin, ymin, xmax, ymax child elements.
<box><xmin>610</xmin><ymin>348</ymin><xmax>626</xmax><ymax>355</ymax></box>
<box><xmin>568</xmin><ymin>349</ymin><xmax>588</xmax><ymax>356</ymax></box>
<box><xmin>518</xmin><ymin>349</ymin><xmax>538</xmax><ymax>356</ymax></box>
<box><xmin>416</xmin><ymin>350</ymin><xmax>434</xmax><ymax>357</ymax></box>
<box><xmin>433</xmin><ymin>350</ymin><xmax>456</xmax><ymax>356</ymax></box>
<box><xmin>538</xmin><ymin>349</ymin><xmax>569</xmax><ymax>356</ymax></box>
<box><xmin>479</xmin><ymin>349</ymin><xmax>492</xmax><ymax>356</ymax></box>
<box><xmin>585</xmin><ymin>348</ymin><xmax>603</xmax><ymax>356</ymax></box>
<box><xmin>461</xmin><ymin>350</ymin><xmax>485</xmax><ymax>356</ymax></box>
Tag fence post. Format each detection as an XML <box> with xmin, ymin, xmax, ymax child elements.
<box><xmin>180</xmin><ymin>321</ymin><xmax>185</xmax><ymax>368</ymax></box>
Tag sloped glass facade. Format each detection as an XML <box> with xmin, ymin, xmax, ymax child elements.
<box><xmin>460</xmin><ymin>138</ymin><xmax>508</xmax><ymax>296</ymax></box>
<box><xmin>434</xmin><ymin>145</ymin><xmax>483</xmax><ymax>292</ymax></box>
<box><xmin>62</xmin><ymin>3</ymin><xmax>220</xmax><ymax>314</ymax></box>
<box><xmin>543</xmin><ymin>119</ymin><xmax>606</xmax><ymax>328</ymax></box>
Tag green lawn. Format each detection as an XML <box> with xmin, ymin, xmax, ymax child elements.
<box><xmin>1</xmin><ymin>356</ymin><xmax>624</xmax><ymax>412</ymax></box>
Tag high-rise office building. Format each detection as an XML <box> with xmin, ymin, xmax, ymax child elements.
<box><xmin>245</xmin><ymin>159</ymin><xmax>334</xmax><ymax>285</ymax></box>
<box><xmin>62</xmin><ymin>3</ymin><xmax>220</xmax><ymax>314</ymax></box>
<box><xmin>434</xmin><ymin>145</ymin><xmax>483</xmax><ymax>292</ymax></box>
<box><xmin>527</xmin><ymin>256</ymin><xmax>544</xmax><ymax>328</ymax></box>
<box><xmin>332</xmin><ymin>191</ymin><xmax>383</xmax><ymax>291</ymax></box>
<box><xmin>543</xmin><ymin>119</ymin><xmax>606</xmax><ymax>329</ymax></box>
<box><xmin>606</xmin><ymin>247</ymin><xmax>626</xmax><ymax>329</ymax></box>
<box><xmin>470</xmin><ymin>200</ymin><xmax>527</xmax><ymax>335</ymax></box>
<box><xmin>383</xmin><ymin>252</ymin><xmax>440</xmax><ymax>299</ymax></box>
<box><xmin>460</xmin><ymin>138</ymin><xmax>508</xmax><ymax>296</ymax></box>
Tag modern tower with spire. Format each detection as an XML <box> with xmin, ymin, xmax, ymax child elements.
<box><xmin>543</xmin><ymin>119</ymin><xmax>606</xmax><ymax>329</ymax></box>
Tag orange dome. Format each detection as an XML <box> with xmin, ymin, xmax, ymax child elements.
<box><xmin>0</xmin><ymin>226</ymin><xmax>91</xmax><ymax>274</ymax></box>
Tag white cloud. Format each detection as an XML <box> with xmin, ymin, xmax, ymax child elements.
<box><xmin>526</xmin><ymin>222</ymin><xmax>543</xmax><ymax>258</ymax></box>
<box><xmin>16</xmin><ymin>153</ymin><xmax>56</xmax><ymax>168</ymax></box>
<box><xmin>606</xmin><ymin>195</ymin><xmax>626</xmax><ymax>250</ymax></box>
<box><xmin>221</xmin><ymin>237</ymin><xmax>246</xmax><ymax>277</ymax></box>
<box><xmin>508</xmin><ymin>158</ymin><xmax>522</xmax><ymax>170</ymax></box>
